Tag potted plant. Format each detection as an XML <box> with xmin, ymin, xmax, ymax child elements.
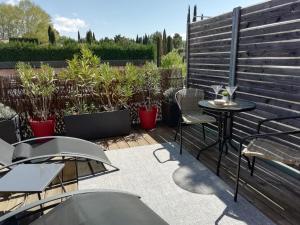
<box><xmin>0</xmin><ymin>103</ymin><xmax>18</xmax><ymax>143</ymax></box>
<box><xmin>162</xmin><ymin>87</ymin><xmax>180</xmax><ymax>127</ymax></box>
<box><xmin>221</xmin><ymin>90</ymin><xmax>229</xmax><ymax>102</ymax></box>
<box><xmin>61</xmin><ymin>46</ymin><xmax>134</xmax><ymax>140</ymax></box>
<box><xmin>17</xmin><ymin>62</ymin><xmax>56</xmax><ymax>138</ymax></box>
<box><xmin>136</xmin><ymin>62</ymin><xmax>161</xmax><ymax>130</ymax></box>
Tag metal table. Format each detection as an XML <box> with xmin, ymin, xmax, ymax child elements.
<box><xmin>198</xmin><ymin>99</ymin><xmax>256</xmax><ymax>175</ymax></box>
<box><xmin>0</xmin><ymin>163</ymin><xmax>65</xmax><ymax>204</ymax></box>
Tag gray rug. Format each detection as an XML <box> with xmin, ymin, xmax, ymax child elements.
<box><xmin>79</xmin><ymin>142</ymin><xmax>275</xmax><ymax>225</ymax></box>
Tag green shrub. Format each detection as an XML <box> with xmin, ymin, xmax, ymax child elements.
<box><xmin>0</xmin><ymin>42</ymin><xmax>154</xmax><ymax>62</ymax></box>
<box><xmin>161</xmin><ymin>50</ymin><xmax>186</xmax><ymax>76</ymax></box>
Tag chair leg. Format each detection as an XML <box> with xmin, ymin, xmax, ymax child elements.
<box><xmin>180</xmin><ymin>122</ymin><xmax>183</xmax><ymax>155</ymax></box>
<box><xmin>234</xmin><ymin>144</ymin><xmax>243</xmax><ymax>202</ymax></box>
<box><xmin>250</xmin><ymin>157</ymin><xmax>256</xmax><ymax>176</ymax></box>
<box><xmin>202</xmin><ymin>124</ymin><xmax>206</xmax><ymax>141</ymax></box>
<box><xmin>174</xmin><ymin>119</ymin><xmax>180</xmax><ymax>141</ymax></box>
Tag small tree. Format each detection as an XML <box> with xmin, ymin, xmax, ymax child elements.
<box><xmin>193</xmin><ymin>5</ymin><xmax>197</xmax><ymax>22</ymax></box>
<box><xmin>48</xmin><ymin>25</ymin><xmax>55</xmax><ymax>44</ymax></box>
<box><xmin>136</xmin><ymin>35</ymin><xmax>139</xmax><ymax>43</ymax></box>
<box><xmin>92</xmin><ymin>32</ymin><xmax>96</xmax><ymax>41</ymax></box>
<box><xmin>86</xmin><ymin>30</ymin><xmax>93</xmax><ymax>44</ymax></box>
<box><xmin>173</xmin><ymin>33</ymin><xmax>183</xmax><ymax>49</ymax></box>
<box><xmin>162</xmin><ymin>29</ymin><xmax>167</xmax><ymax>55</ymax></box>
<box><xmin>187</xmin><ymin>5</ymin><xmax>191</xmax><ymax>23</ymax></box>
<box><xmin>167</xmin><ymin>36</ymin><xmax>173</xmax><ymax>53</ymax></box>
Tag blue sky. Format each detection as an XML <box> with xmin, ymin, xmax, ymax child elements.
<box><xmin>2</xmin><ymin>0</ymin><xmax>264</xmax><ymax>39</ymax></box>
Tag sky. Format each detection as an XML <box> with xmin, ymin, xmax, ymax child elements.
<box><xmin>1</xmin><ymin>0</ymin><xmax>265</xmax><ymax>40</ymax></box>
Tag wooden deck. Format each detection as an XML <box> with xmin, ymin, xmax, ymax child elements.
<box><xmin>0</xmin><ymin>124</ymin><xmax>299</xmax><ymax>225</ymax></box>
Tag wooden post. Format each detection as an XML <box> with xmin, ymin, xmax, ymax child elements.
<box><xmin>186</xmin><ymin>6</ymin><xmax>191</xmax><ymax>88</ymax></box>
<box><xmin>228</xmin><ymin>7</ymin><xmax>241</xmax><ymax>86</ymax></box>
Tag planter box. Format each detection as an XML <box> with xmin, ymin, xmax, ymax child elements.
<box><xmin>0</xmin><ymin>119</ymin><xmax>17</xmax><ymax>144</ymax></box>
<box><xmin>64</xmin><ymin>109</ymin><xmax>131</xmax><ymax>140</ymax></box>
<box><xmin>162</xmin><ymin>101</ymin><xmax>180</xmax><ymax>127</ymax></box>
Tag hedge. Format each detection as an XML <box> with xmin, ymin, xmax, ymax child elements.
<box><xmin>0</xmin><ymin>42</ymin><xmax>154</xmax><ymax>62</ymax></box>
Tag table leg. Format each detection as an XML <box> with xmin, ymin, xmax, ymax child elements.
<box><xmin>217</xmin><ymin>113</ymin><xmax>227</xmax><ymax>176</ymax></box>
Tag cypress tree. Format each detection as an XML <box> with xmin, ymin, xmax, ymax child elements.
<box><xmin>157</xmin><ymin>35</ymin><xmax>162</xmax><ymax>67</ymax></box>
<box><xmin>48</xmin><ymin>26</ymin><xmax>55</xmax><ymax>44</ymax></box>
<box><xmin>86</xmin><ymin>30</ymin><xmax>93</xmax><ymax>44</ymax></box>
<box><xmin>92</xmin><ymin>32</ymin><xmax>96</xmax><ymax>41</ymax></box>
<box><xmin>167</xmin><ymin>36</ymin><xmax>173</xmax><ymax>53</ymax></box>
<box><xmin>162</xmin><ymin>29</ymin><xmax>167</xmax><ymax>55</ymax></box>
<box><xmin>193</xmin><ymin>5</ymin><xmax>197</xmax><ymax>22</ymax></box>
<box><xmin>78</xmin><ymin>31</ymin><xmax>81</xmax><ymax>42</ymax></box>
<box><xmin>136</xmin><ymin>35</ymin><xmax>139</xmax><ymax>43</ymax></box>
<box><xmin>187</xmin><ymin>6</ymin><xmax>190</xmax><ymax>23</ymax></box>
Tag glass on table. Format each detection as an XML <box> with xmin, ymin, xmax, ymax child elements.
<box><xmin>211</xmin><ymin>85</ymin><xmax>223</xmax><ymax>100</ymax></box>
<box><xmin>225</xmin><ymin>85</ymin><xmax>238</xmax><ymax>105</ymax></box>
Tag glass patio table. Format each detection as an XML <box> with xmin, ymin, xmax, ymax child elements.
<box><xmin>198</xmin><ymin>99</ymin><xmax>256</xmax><ymax>175</ymax></box>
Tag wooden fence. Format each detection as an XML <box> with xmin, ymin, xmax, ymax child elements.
<box><xmin>187</xmin><ymin>0</ymin><xmax>300</xmax><ymax>150</ymax></box>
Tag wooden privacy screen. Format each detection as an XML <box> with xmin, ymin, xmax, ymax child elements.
<box><xmin>187</xmin><ymin>0</ymin><xmax>300</xmax><ymax>149</ymax></box>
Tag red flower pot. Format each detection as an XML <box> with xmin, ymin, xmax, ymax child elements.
<box><xmin>139</xmin><ymin>106</ymin><xmax>158</xmax><ymax>130</ymax></box>
<box><xmin>29</xmin><ymin>119</ymin><xmax>55</xmax><ymax>141</ymax></box>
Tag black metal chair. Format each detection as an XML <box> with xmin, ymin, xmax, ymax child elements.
<box><xmin>234</xmin><ymin>115</ymin><xmax>300</xmax><ymax>201</ymax></box>
<box><xmin>174</xmin><ymin>88</ymin><xmax>216</xmax><ymax>154</ymax></box>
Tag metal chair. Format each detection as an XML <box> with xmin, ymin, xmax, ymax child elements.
<box><xmin>174</xmin><ymin>88</ymin><xmax>216</xmax><ymax>154</ymax></box>
<box><xmin>234</xmin><ymin>115</ymin><xmax>300</xmax><ymax>201</ymax></box>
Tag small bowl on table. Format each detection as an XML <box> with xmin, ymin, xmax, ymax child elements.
<box><xmin>213</xmin><ymin>99</ymin><xmax>226</xmax><ymax>106</ymax></box>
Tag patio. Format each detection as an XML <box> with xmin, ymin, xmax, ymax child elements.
<box><xmin>0</xmin><ymin>125</ymin><xmax>298</xmax><ymax>225</ymax></box>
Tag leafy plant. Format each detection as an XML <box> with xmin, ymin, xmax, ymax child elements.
<box><xmin>136</xmin><ymin>62</ymin><xmax>160</xmax><ymax>109</ymax></box>
<box><xmin>163</xmin><ymin>87</ymin><xmax>179</xmax><ymax>103</ymax></box>
<box><xmin>0</xmin><ymin>103</ymin><xmax>16</xmax><ymax>120</ymax></box>
<box><xmin>59</xmin><ymin>45</ymin><xmax>99</xmax><ymax>114</ymax></box>
<box><xmin>161</xmin><ymin>50</ymin><xmax>186</xmax><ymax>77</ymax></box>
<box><xmin>17</xmin><ymin>62</ymin><xmax>56</xmax><ymax>120</ymax></box>
<box><xmin>222</xmin><ymin>90</ymin><xmax>229</xmax><ymax>96</ymax></box>
<box><xmin>94</xmin><ymin>62</ymin><xmax>137</xmax><ymax>111</ymax></box>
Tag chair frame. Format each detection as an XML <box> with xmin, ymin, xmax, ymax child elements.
<box><xmin>234</xmin><ymin>115</ymin><xmax>300</xmax><ymax>201</ymax></box>
<box><xmin>173</xmin><ymin>88</ymin><xmax>210</xmax><ymax>154</ymax></box>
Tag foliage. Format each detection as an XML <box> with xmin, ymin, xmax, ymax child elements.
<box><xmin>77</xmin><ymin>31</ymin><xmax>81</xmax><ymax>42</ymax></box>
<box><xmin>221</xmin><ymin>90</ymin><xmax>229</xmax><ymax>96</ymax></box>
<box><xmin>9</xmin><ymin>37</ymin><xmax>38</xmax><ymax>44</ymax></box>
<box><xmin>167</xmin><ymin>36</ymin><xmax>173</xmax><ymax>53</ymax></box>
<box><xmin>136</xmin><ymin>62</ymin><xmax>160</xmax><ymax>109</ymax></box>
<box><xmin>86</xmin><ymin>30</ymin><xmax>93</xmax><ymax>44</ymax></box>
<box><xmin>163</xmin><ymin>87</ymin><xmax>179</xmax><ymax>103</ymax></box>
<box><xmin>48</xmin><ymin>25</ymin><xmax>56</xmax><ymax>44</ymax></box>
<box><xmin>193</xmin><ymin>5</ymin><xmax>197</xmax><ymax>22</ymax></box>
<box><xmin>17</xmin><ymin>62</ymin><xmax>56</xmax><ymax>120</ymax></box>
<box><xmin>59</xmin><ymin>45</ymin><xmax>99</xmax><ymax>114</ymax></box>
<box><xmin>162</xmin><ymin>29</ymin><xmax>167</xmax><ymax>55</ymax></box>
<box><xmin>173</xmin><ymin>33</ymin><xmax>183</xmax><ymax>49</ymax></box>
<box><xmin>161</xmin><ymin>50</ymin><xmax>186</xmax><ymax>78</ymax></box>
<box><xmin>94</xmin><ymin>63</ymin><xmax>137</xmax><ymax>111</ymax></box>
<box><xmin>0</xmin><ymin>41</ymin><xmax>154</xmax><ymax>61</ymax></box>
<box><xmin>156</xmin><ymin>36</ymin><xmax>162</xmax><ymax>67</ymax></box>
<box><xmin>0</xmin><ymin>103</ymin><xmax>16</xmax><ymax>120</ymax></box>
<box><xmin>0</xmin><ymin>0</ymin><xmax>52</xmax><ymax>43</ymax></box>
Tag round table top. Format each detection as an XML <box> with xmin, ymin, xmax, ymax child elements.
<box><xmin>198</xmin><ymin>99</ymin><xmax>256</xmax><ymax>113</ymax></box>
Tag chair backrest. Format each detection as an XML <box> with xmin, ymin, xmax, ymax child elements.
<box><xmin>175</xmin><ymin>88</ymin><xmax>204</xmax><ymax>114</ymax></box>
<box><xmin>0</xmin><ymin>138</ymin><xmax>14</xmax><ymax>166</ymax></box>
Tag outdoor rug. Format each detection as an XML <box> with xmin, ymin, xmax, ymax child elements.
<box><xmin>79</xmin><ymin>142</ymin><xmax>275</xmax><ymax>225</ymax></box>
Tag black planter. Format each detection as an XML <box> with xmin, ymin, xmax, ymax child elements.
<box><xmin>0</xmin><ymin>119</ymin><xmax>17</xmax><ymax>144</ymax></box>
<box><xmin>64</xmin><ymin>109</ymin><xmax>131</xmax><ymax>140</ymax></box>
<box><xmin>162</xmin><ymin>101</ymin><xmax>180</xmax><ymax>127</ymax></box>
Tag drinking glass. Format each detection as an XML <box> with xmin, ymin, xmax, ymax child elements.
<box><xmin>211</xmin><ymin>85</ymin><xmax>223</xmax><ymax>100</ymax></box>
<box><xmin>225</xmin><ymin>86</ymin><xmax>238</xmax><ymax>104</ymax></box>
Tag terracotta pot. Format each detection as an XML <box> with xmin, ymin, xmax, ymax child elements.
<box><xmin>138</xmin><ymin>106</ymin><xmax>158</xmax><ymax>130</ymax></box>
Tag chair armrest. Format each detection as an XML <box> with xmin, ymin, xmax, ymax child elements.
<box><xmin>239</xmin><ymin>129</ymin><xmax>300</xmax><ymax>151</ymax></box>
<box><xmin>257</xmin><ymin>115</ymin><xmax>300</xmax><ymax>133</ymax></box>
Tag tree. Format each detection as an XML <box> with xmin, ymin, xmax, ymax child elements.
<box><xmin>193</xmin><ymin>5</ymin><xmax>197</xmax><ymax>22</ymax></box>
<box><xmin>156</xmin><ymin>35</ymin><xmax>162</xmax><ymax>67</ymax></box>
<box><xmin>187</xmin><ymin>5</ymin><xmax>190</xmax><ymax>23</ymax></box>
<box><xmin>173</xmin><ymin>33</ymin><xmax>183</xmax><ymax>49</ymax></box>
<box><xmin>0</xmin><ymin>0</ymin><xmax>52</xmax><ymax>43</ymax></box>
<box><xmin>136</xmin><ymin>34</ymin><xmax>139</xmax><ymax>43</ymax></box>
<box><xmin>167</xmin><ymin>36</ymin><xmax>173</xmax><ymax>53</ymax></box>
<box><xmin>77</xmin><ymin>31</ymin><xmax>81</xmax><ymax>42</ymax></box>
<box><xmin>162</xmin><ymin>29</ymin><xmax>167</xmax><ymax>55</ymax></box>
<box><xmin>47</xmin><ymin>25</ymin><xmax>55</xmax><ymax>44</ymax></box>
<box><xmin>86</xmin><ymin>30</ymin><xmax>93</xmax><ymax>44</ymax></box>
<box><xmin>92</xmin><ymin>32</ymin><xmax>96</xmax><ymax>41</ymax></box>
<box><xmin>143</xmin><ymin>34</ymin><xmax>149</xmax><ymax>45</ymax></box>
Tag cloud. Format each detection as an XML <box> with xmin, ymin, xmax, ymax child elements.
<box><xmin>53</xmin><ymin>16</ymin><xmax>87</xmax><ymax>33</ymax></box>
<box><xmin>5</xmin><ymin>0</ymin><xmax>20</xmax><ymax>5</ymax></box>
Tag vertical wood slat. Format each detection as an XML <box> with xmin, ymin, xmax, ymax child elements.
<box><xmin>186</xmin><ymin>19</ymin><xmax>191</xmax><ymax>87</ymax></box>
<box><xmin>229</xmin><ymin>7</ymin><xmax>241</xmax><ymax>86</ymax></box>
